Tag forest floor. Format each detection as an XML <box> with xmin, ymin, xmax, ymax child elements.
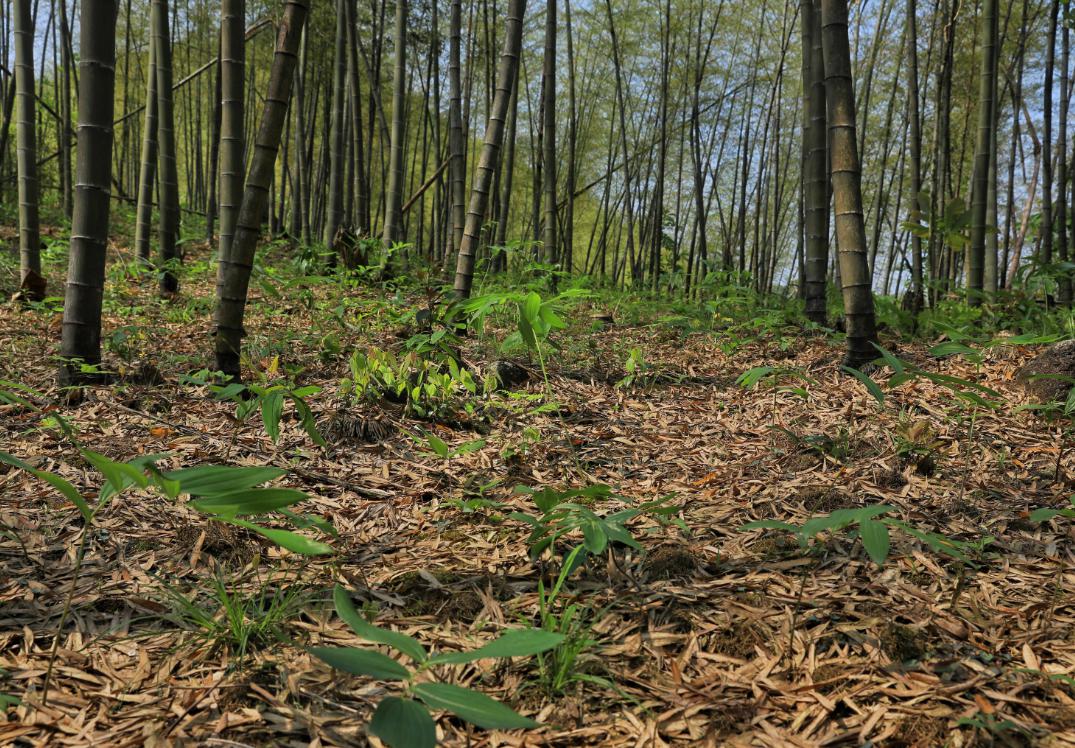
<box><xmin>1</xmin><ymin>238</ymin><xmax>1074</xmax><ymax>747</ymax></box>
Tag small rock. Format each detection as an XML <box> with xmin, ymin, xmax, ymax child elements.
<box><xmin>1015</xmin><ymin>340</ymin><xmax>1075</xmax><ymax>403</ymax></box>
<box><xmin>493</xmin><ymin>360</ymin><xmax>528</xmax><ymax>390</ymax></box>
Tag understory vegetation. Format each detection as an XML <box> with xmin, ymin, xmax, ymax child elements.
<box><xmin>2</xmin><ymin>227</ymin><xmax>1074</xmax><ymax>746</ymax></box>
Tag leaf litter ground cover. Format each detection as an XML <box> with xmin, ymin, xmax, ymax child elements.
<box><xmin>1</xmin><ymin>244</ymin><xmax>1074</xmax><ymax>746</ymax></box>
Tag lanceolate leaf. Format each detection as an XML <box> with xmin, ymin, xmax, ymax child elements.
<box><xmin>841</xmin><ymin>366</ymin><xmax>885</xmax><ymax>404</ymax></box>
<box><xmin>225</xmin><ymin>518</ymin><xmax>333</xmax><ymax>555</ymax></box>
<box><xmin>164</xmin><ymin>465</ymin><xmax>286</xmax><ymax>496</ymax></box>
<box><xmin>191</xmin><ymin>488</ymin><xmax>309</xmax><ymax>515</ymax></box>
<box><xmin>309</xmin><ymin>647</ymin><xmax>411</xmax><ymax>680</ymax></box>
<box><xmin>429</xmin><ymin>628</ymin><xmax>564</xmax><ymax>665</ymax></box>
<box><xmin>0</xmin><ymin>451</ymin><xmax>93</xmax><ymax>522</ymax></box>
<box><xmin>413</xmin><ymin>682</ymin><xmax>537</xmax><ymax>730</ymax></box>
<box><xmin>859</xmin><ymin>518</ymin><xmax>891</xmax><ymax>566</ymax></box>
<box><xmin>261</xmin><ymin>391</ymin><xmax>284</xmax><ymax>442</ymax></box>
<box><xmin>333</xmin><ymin>585</ymin><xmax>428</xmax><ymax>662</ymax></box>
<box><xmin>369</xmin><ymin>697</ymin><xmax>436</xmax><ymax>748</ymax></box>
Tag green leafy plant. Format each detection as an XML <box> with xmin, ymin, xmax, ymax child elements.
<box><xmin>311</xmin><ymin>586</ymin><xmax>563</xmax><ymax>748</ymax></box>
<box><xmin>161</xmin><ymin>573</ymin><xmax>309</xmax><ymax>661</ymax></box>
<box><xmin>737</xmin><ymin>365</ymin><xmax>815</xmax><ymax>445</ymax></box>
<box><xmin>184</xmin><ymin>368</ymin><xmax>325</xmax><ymax>449</ymax></box>
<box><xmin>533</xmin><ymin>545</ymin><xmax>612</xmax><ymax>695</ymax></box>
<box><xmin>408</xmin><ymin>429</ymin><xmax>486</xmax><ymax>460</ymax></box>
<box><xmin>509</xmin><ymin>484</ymin><xmax>641</xmax><ymax>565</ymax></box>
<box><xmin>1030</xmin><ymin>495</ymin><xmax>1075</xmax><ymax>523</ymax></box>
<box><xmin>500</xmin><ymin>426</ymin><xmax>541</xmax><ymax>462</ymax></box>
<box><xmin>461</xmin><ymin>288</ymin><xmax>592</xmax><ymax>396</ymax></box>
<box><xmin>740</xmin><ymin>505</ymin><xmax>982</xmax><ymax>567</ymax></box>
<box><xmin>616</xmin><ymin>347</ymin><xmax>654</xmax><ymax>389</ymax></box>
<box><xmin>340</xmin><ymin>348</ymin><xmax>482</xmax><ymax>419</ymax></box>
<box><xmin>0</xmin><ymin>449</ymin><xmax>331</xmax><ymax>705</ymax></box>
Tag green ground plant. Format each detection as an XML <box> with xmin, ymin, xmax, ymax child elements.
<box><xmin>311</xmin><ymin>585</ymin><xmax>562</xmax><ymax>748</ymax></box>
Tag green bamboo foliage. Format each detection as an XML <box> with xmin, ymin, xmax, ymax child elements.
<box><xmin>214</xmin><ymin>0</ymin><xmax>310</xmax><ymax>379</ymax></box>
<box><xmin>819</xmin><ymin>0</ymin><xmax>877</xmax><ymax>365</ymax></box>
<box><xmin>453</xmin><ymin>0</ymin><xmax>526</xmax><ymax>298</ymax></box>
<box><xmin>60</xmin><ymin>0</ymin><xmax>120</xmax><ymax>384</ymax></box>
<box><xmin>153</xmin><ymin>0</ymin><xmax>181</xmax><ymax>294</ymax></box>
<box><xmin>218</xmin><ymin>0</ymin><xmax>246</xmax><ymax>263</ymax></box>
<box><xmin>134</xmin><ymin>35</ymin><xmax>158</xmax><ymax>263</ymax></box>
<box><xmin>13</xmin><ymin>0</ymin><xmax>43</xmax><ymax>300</ymax></box>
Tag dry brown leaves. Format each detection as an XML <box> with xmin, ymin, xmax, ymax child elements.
<box><xmin>1</xmin><ymin>254</ymin><xmax>1074</xmax><ymax>746</ymax></box>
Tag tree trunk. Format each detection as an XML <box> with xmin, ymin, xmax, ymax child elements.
<box><xmin>819</xmin><ymin>0</ymin><xmax>877</xmax><ymax>365</ymax></box>
<box><xmin>542</xmin><ymin>0</ymin><xmax>557</xmax><ymax>271</ymax></box>
<box><xmin>153</xmin><ymin>0</ymin><xmax>181</xmax><ymax>294</ymax></box>
<box><xmin>905</xmin><ymin>0</ymin><xmax>923</xmax><ymax>311</ymax></box>
<box><xmin>801</xmin><ymin>0</ymin><xmax>827</xmax><ymax>324</ymax></box>
<box><xmin>213</xmin><ymin>0</ymin><xmax>309</xmax><ymax>379</ymax></box>
<box><xmin>563</xmin><ymin>0</ymin><xmax>577</xmax><ymax>275</ymax></box>
<box><xmin>452</xmin><ymin>0</ymin><xmax>526</xmax><ymax>298</ymax></box>
<box><xmin>346</xmin><ymin>0</ymin><xmax>369</xmax><ymax>234</ymax></box>
<box><xmin>448</xmin><ymin>0</ymin><xmax>465</xmax><ymax>258</ymax></box>
<box><xmin>966</xmin><ymin>0</ymin><xmax>997</xmax><ymax>302</ymax></box>
<box><xmin>14</xmin><ymin>0</ymin><xmax>43</xmax><ymax>300</ymax></box>
<box><xmin>325</xmin><ymin>0</ymin><xmax>347</xmax><ymax>251</ymax></box>
<box><xmin>1057</xmin><ymin>21</ymin><xmax>1070</xmax><ymax>304</ymax></box>
<box><xmin>1042</xmin><ymin>0</ymin><xmax>1058</xmax><ymax>267</ymax></box>
<box><xmin>58</xmin><ymin>0</ymin><xmax>74</xmax><ymax>218</ymax></box>
<box><xmin>382</xmin><ymin>0</ymin><xmax>407</xmax><ymax>251</ymax></box>
<box><xmin>134</xmin><ymin>30</ymin><xmax>158</xmax><ymax>262</ymax></box>
<box><xmin>59</xmin><ymin>0</ymin><xmax>119</xmax><ymax>384</ymax></box>
<box><xmin>219</xmin><ymin>0</ymin><xmax>245</xmax><ymax>262</ymax></box>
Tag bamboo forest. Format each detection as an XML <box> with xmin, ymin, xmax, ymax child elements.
<box><xmin>2</xmin><ymin>0</ymin><xmax>1075</xmax><ymax>744</ymax></box>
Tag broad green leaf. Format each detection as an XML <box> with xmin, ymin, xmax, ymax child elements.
<box><xmin>1029</xmin><ymin>507</ymin><xmax>1075</xmax><ymax>522</ymax></box>
<box><xmin>429</xmin><ymin>628</ymin><xmax>564</xmax><ymax>665</ymax></box>
<box><xmin>292</xmin><ymin>397</ymin><xmax>327</xmax><ymax>446</ymax></box>
<box><xmin>191</xmin><ymin>488</ymin><xmax>309</xmax><ymax>515</ymax></box>
<box><xmin>581</xmin><ymin>519</ymin><xmax>608</xmax><ymax>553</ymax></box>
<box><xmin>413</xmin><ymin>682</ymin><xmax>537</xmax><ymax>729</ymax></box>
<box><xmin>279</xmin><ymin>508</ymin><xmax>339</xmax><ymax>537</ymax></box>
<box><xmin>603</xmin><ymin>522</ymin><xmax>643</xmax><ymax>549</ymax></box>
<box><xmin>226</xmin><ymin>518</ymin><xmax>333</xmax><ymax>555</ymax></box>
<box><xmin>212</xmin><ymin>382</ymin><xmax>246</xmax><ymax>401</ymax></box>
<box><xmin>841</xmin><ymin>366</ymin><xmax>885</xmax><ymax>404</ymax></box>
<box><xmin>873</xmin><ymin>344</ymin><xmax>905</xmax><ymax>375</ymax></box>
<box><xmin>736</xmin><ymin>366</ymin><xmax>774</xmax><ymax>389</ymax></box>
<box><xmin>82</xmin><ymin>450</ymin><xmax>148</xmax><ymax>499</ymax></box>
<box><xmin>517</xmin><ymin>310</ymin><xmax>538</xmax><ymax>350</ymax></box>
<box><xmin>0</xmin><ymin>452</ymin><xmax>94</xmax><ymax>523</ymax></box>
<box><xmin>309</xmin><ymin>647</ymin><xmax>410</xmax><ymax>680</ymax></box>
<box><xmin>522</xmin><ymin>292</ymin><xmax>542</xmax><ymax>323</ymax></box>
<box><xmin>261</xmin><ymin>391</ymin><xmax>285</xmax><ymax>442</ymax></box>
<box><xmin>426</xmin><ymin>433</ymin><xmax>449</xmax><ymax>458</ymax></box>
<box><xmin>449</xmin><ymin>439</ymin><xmax>486</xmax><ymax>457</ymax></box>
<box><xmin>859</xmin><ymin>518</ymin><xmax>890</xmax><ymax>566</ymax></box>
<box><xmin>369</xmin><ymin>697</ymin><xmax>436</xmax><ymax>748</ymax></box>
<box><xmin>929</xmin><ymin>342</ymin><xmax>980</xmax><ymax>359</ymax></box>
<box><xmin>164</xmin><ymin>465</ymin><xmax>286</xmax><ymax>496</ymax></box>
<box><xmin>333</xmin><ymin>586</ymin><xmax>427</xmax><ymax>662</ymax></box>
